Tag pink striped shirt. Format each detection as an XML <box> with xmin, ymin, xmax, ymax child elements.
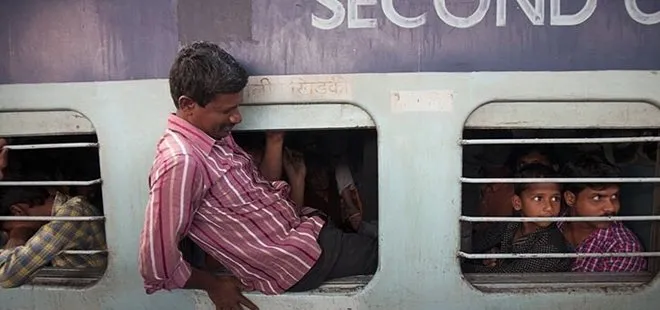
<box><xmin>138</xmin><ymin>115</ymin><xmax>325</xmax><ymax>295</ymax></box>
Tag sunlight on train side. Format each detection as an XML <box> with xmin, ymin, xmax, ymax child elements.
<box><xmin>0</xmin><ymin>110</ymin><xmax>107</xmax><ymax>289</ymax></box>
<box><xmin>460</xmin><ymin>101</ymin><xmax>660</xmax><ymax>292</ymax></box>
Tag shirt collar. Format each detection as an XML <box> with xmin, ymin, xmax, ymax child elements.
<box><xmin>167</xmin><ymin>114</ymin><xmax>223</xmax><ymax>155</ymax></box>
<box><xmin>51</xmin><ymin>191</ymin><xmax>70</xmax><ymax>216</ymax></box>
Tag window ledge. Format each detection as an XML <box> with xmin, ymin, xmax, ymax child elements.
<box><xmin>464</xmin><ymin>272</ymin><xmax>654</xmax><ymax>293</ymax></box>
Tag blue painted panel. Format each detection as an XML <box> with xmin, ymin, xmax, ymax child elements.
<box><xmin>0</xmin><ymin>0</ymin><xmax>659</xmax><ymax>84</ymax></box>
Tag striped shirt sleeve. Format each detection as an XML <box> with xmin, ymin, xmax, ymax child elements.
<box><xmin>139</xmin><ymin>153</ymin><xmax>202</xmax><ymax>293</ymax></box>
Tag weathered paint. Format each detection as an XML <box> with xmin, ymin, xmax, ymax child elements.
<box><xmin>1</xmin><ymin>0</ymin><xmax>659</xmax><ymax>84</ymax></box>
<box><xmin>0</xmin><ymin>72</ymin><xmax>659</xmax><ymax>309</ymax></box>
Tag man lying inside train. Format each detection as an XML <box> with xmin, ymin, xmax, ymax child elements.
<box><xmin>0</xmin><ymin>187</ymin><xmax>106</xmax><ymax>287</ymax></box>
<box><xmin>558</xmin><ymin>154</ymin><xmax>647</xmax><ymax>272</ymax></box>
<box><xmin>463</xmin><ymin>163</ymin><xmax>571</xmax><ymax>273</ymax></box>
<box><xmin>0</xmin><ymin>140</ymin><xmax>107</xmax><ymax>288</ymax></box>
<box><xmin>139</xmin><ymin>41</ymin><xmax>378</xmax><ymax>310</ymax></box>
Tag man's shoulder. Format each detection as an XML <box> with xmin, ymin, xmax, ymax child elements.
<box><xmin>156</xmin><ymin>130</ymin><xmax>196</xmax><ymax>156</ymax></box>
<box><xmin>598</xmin><ymin>222</ymin><xmax>643</xmax><ymax>251</ymax></box>
<box><xmin>53</xmin><ymin>194</ymin><xmax>101</xmax><ymax>217</ymax></box>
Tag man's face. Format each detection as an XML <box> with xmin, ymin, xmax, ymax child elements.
<box><xmin>182</xmin><ymin>93</ymin><xmax>243</xmax><ymax>140</ymax></box>
<box><xmin>513</xmin><ymin>183</ymin><xmax>562</xmax><ymax>228</ymax></box>
<box><xmin>566</xmin><ymin>185</ymin><xmax>620</xmax><ymax>229</ymax></box>
<box><xmin>2</xmin><ymin>199</ymin><xmax>54</xmax><ymax>233</ymax></box>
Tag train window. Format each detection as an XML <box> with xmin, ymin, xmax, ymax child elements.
<box><xmin>460</xmin><ymin>101</ymin><xmax>660</xmax><ymax>292</ymax></box>
<box><xmin>230</xmin><ymin>127</ymin><xmax>379</xmax><ymax>292</ymax></box>
<box><xmin>0</xmin><ymin>111</ymin><xmax>106</xmax><ymax>289</ymax></box>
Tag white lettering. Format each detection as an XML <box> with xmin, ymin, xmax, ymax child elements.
<box><xmin>496</xmin><ymin>0</ymin><xmax>544</xmax><ymax>27</ymax></box>
<box><xmin>625</xmin><ymin>0</ymin><xmax>660</xmax><ymax>25</ymax></box>
<box><xmin>348</xmin><ymin>0</ymin><xmax>378</xmax><ymax>29</ymax></box>
<box><xmin>433</xmin><ymin>0</ymin><xmax>490</xmax><ymax>28</ymax></box>
<box><xmin>382</xmin><ymin>0</ymin><xmax>427</xmax><ymax>29</ymax></box>
<box><xmin>550</xmin><ymin>0</ymin><xmax>597</xmax><ymax>26</ymax></box>
<box><xmin>312</xmin><ymin>0</ymin><xmax>346</xmax><ymax>30</ymax></box>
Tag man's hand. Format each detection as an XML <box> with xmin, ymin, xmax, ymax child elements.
<box><xmin>0</xmin><ymin>138</ymin><xmax>8</xmax><ymax>180</ymax></box>
<box><xmin>206</xmin><ymin>276</ymin><xmax>258</xmax><ymax>310</ymax></box>
<box><xmin>186</xmin><ymin>269</ymin><xmax>258</xmax><ymax>310</ymax></box>
<box><xmin>2</xmin><ymin>226</ymin><xmax>39</xmax><ymax>249</ymax></box>
<box><xmin>2</xmin><ymin>220</ymin><xmax>44</xmax><ymax>232</ymax></box>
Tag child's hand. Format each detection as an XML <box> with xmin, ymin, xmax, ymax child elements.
<box><xmin>483</xmin><ymin>258</ymin><xmax>498</xmax><ymax>267</ymax></box>
<box><xmin>283</xmin><ymin>148</ymin><xmax>306</xmax><ymax>183</ymax></box>
<box><xmin>482</xmin><ymin>247</ymin><xmax>499</xmax><ymax>267</ymax></box>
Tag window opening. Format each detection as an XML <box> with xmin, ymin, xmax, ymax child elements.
<box><xmin>181</xmin><ymin>128</ymin><xmax>379</xmax><ymax>292</ymax></box>
<box><xmin>461</xmin><ymin>127</ymin><xmax>660</xmax><ymax>292</ymax></box>
<box><xmin>0</xmin><ymin>126</ymin><xmax>106</xmax><ymax>288</ymax></box>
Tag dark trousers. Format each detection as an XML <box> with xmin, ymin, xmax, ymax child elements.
<box><xmin>287</xmin><ymin>221</ymin><xmax>378</xmax><ymax>292</ymax></box>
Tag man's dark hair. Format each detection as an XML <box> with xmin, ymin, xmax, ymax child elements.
<box><xmin>0</xmin><ymin>187</ymin><xmax>50</xmax><ymax>216</ymax></box>
<box><xmin>513</xmin><ymin>163</ymin><xmax>560</xmax><ymax>196</ymax></box>
<box><xmin>169</xmin><ymin>41</ymin><xmax>248</xmax><ymax>108</ymax></box>
<box><xmin>561</xmin><ymin>154</ymin><xmax>621</xmax><ymax>195</ymax></box>
<box><xmin>506</xmin><ymin>145</ymin><xmax>556</xmax><ymax>172</ymax></box>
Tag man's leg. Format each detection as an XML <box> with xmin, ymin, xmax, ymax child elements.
<box><xmin>288</xmin><ymin>222</ymin><xmax>377</xmax><ymax>292</ymax></box>
<box><xmin>357</xmin><ymin>221</ymin><xmax>378</xmax><ymax>239</ymax></box>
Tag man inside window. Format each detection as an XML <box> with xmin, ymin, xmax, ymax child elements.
<box><xmin>0</xmin><ymin>139</ymin><xmax>107</xmax><ymax>287</ymax></box>
<box><xmin>559</xmin><ymin>154</ymin><xmax>647</xmax><ymax>272</ymax></box>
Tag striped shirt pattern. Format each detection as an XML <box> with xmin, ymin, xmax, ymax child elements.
<box><xmin>0</xmin><ymin>192</ymin><xmax>107</xmax><ymax>288</ymax></box>
<box><xmin>139</xmin><ymin>115</ymin><xmax>325</xmax><ymax>295</ymax></box>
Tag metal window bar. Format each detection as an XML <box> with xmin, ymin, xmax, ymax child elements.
<box><xmin>0</xmin><ymin>179</ymin><xmax>102</xmax><ymax>186</ymax></box>
<box><xmin>460</xmin><ymin>136</ymin><xmax>660</xmax><ymax>145</ymax></box>
<box><xmin>61</xmin><ymin>250</ymin><xmax>106</xmax><ymax>255</ymax></box>
<box><xmin>0</xmin><ymin>250</ymin><xmax>107</xmax><ymax>255</ymax></box>
<box><xmin>459</xmin><ymin>251</ymin><xmax>660</xmax><ymax>259</ymax></box>
<box><xmin>461</xmin><ymin>177</ymin><xmax>660</xmax><ymax>184</ymax></box>
<box><xmin>460</xmin><ymin>135</ymin><xmax>660</xmax><ymax>267</ymax></box>
<box><xmin>0</xmin><ymin>216</ymin><xmax>104</xmax><ymax>221</ymax></box>
<box><xmin>1</xmin><ymin>143</ymin><xmax>102</xmax><ymax>186</ymax></box>
<box><xmin>4</xmin><ymin>143</ymin><xmax>98</xmax><ymax>150</ymax></box>
<box><xmin>461</xmin><ymin>215</ymin><xmax>660</xmax><ymax>222</ymax></box>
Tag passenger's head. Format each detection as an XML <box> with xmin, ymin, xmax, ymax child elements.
<box><xmin>562</xmin><ymin>154</ymin><xmax>621</xmax><ymax>229</ymax></box>
<box><xmin>508</xmin><ymin>146</ymin><xmax>556</xmax><ymax>173</ymax></box>
<box><xmin>0</xmin><ymin>187</ymin><xmax>54</xmax><ymax>231</ymax></box>
<box><xmin>169</xmin><ymin>41</ymin><xmax>248</xmax><ymax>139</ymax></box>
<box><xmin>512</xmin><ymin>163</ymin><xmax>562</xmax><ymax>227</ymax></box>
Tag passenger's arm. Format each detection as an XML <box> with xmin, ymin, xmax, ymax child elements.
<box><xmin>283</xmin><ymin>148</ymin><xmax>306</xmax><ymax>207</ymax></box>
<box><xmin>138</xmin><ymin>154</ymin><xmax>257</xmax><ymax>309</ymax></box>
<box><xmin>260</xmin><ymin>131</ymin><xmax>284</xmax><ymax>181</ymax></box>
<box><xmin>185</xmin><ymin>268</ymin><xmax>258</xmax><ymax>310</ymax></box>
<box><xmin>139</xmin><ymin>154</ymin><xmax>201</xmax><ymax>292</ymax></box>
<box><xmin>0</xmin><ymin>205</ymin><xmax>84</xmax><ymax>288</ymax></box>
<box><xmin>469</xmin><ymin>238</ymin><xmax>572</xmax><ymax>273</ymax></box>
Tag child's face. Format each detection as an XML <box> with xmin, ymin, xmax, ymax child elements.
<box><xmin>513</xmin><ymin>183</ymin><xmax>562</xmax><ymax>227</ymax></box>
<box><xmin>565</xmin><ymin>185</ymin><xmax>620</xmax><ymax>229</ymax></box>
